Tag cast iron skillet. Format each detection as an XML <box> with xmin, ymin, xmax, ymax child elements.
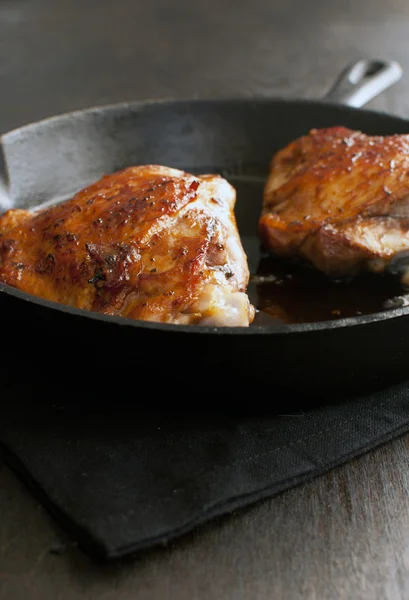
<box><xmin>0</xmin><ymin>59</ymin><xmax>408</xmax><ymax>399</ymax></box>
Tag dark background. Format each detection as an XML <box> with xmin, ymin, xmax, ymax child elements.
<box><xmin>0</xmin><ymin>0</ymin><xmax>408</xmax><ymax>136</ymax></box>
<box><xmin>2</xmin><ymin>1</ymin><xmax>409</xmax><ymax>599</ymax></box>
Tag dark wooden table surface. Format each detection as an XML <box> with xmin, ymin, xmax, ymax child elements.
<box><xmin>2</xmin><ymin>1</ymin><xmax>409</xmax><ymax>598</ymax></box>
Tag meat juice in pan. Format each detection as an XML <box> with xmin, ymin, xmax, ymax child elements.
<box><xmin>230</xmin><ymin>124</ymin><xmax>409</xmax><ymax>325</ymax></box>
<box><xmin>231</xmin><ymin>175</ymin><xmax>406</xmax><ymax>326</ymax></box>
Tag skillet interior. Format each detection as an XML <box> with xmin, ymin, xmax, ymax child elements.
<box><xmin>2</xmin><ymin>98</ymin><xmax>409</xmax><ymax>397</ymax></box>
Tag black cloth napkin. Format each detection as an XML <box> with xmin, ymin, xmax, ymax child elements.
<box><xmin>1</xmin><ymin>374</ymin><xmax>409</xmax><ymax>560</ymax></box>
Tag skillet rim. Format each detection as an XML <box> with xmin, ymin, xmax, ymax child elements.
<box><xmin>2</xmin><ymin>95</ymin><xmax>409</xmax><ymax>139</ymax></box>
<box><xmin>1</xmin><ymin>96</ymin><xmax>409</xmax><ymax>336</ymax></box>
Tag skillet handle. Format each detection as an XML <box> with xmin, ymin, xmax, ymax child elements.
<box><xmin>324</xmin><ymin>59</ymin><xmax>402</xmax><ymax>108</ymax></box>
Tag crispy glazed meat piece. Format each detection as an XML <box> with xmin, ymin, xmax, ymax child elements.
<box><xmin>260</xmin><ymin>126</ymin><xmax>409</xmax><ymax>283</ymax></box>
<box><xmin>0</xmin><ymin>165</ymin><xmax>254</xmax><ymax>326</ymax></box>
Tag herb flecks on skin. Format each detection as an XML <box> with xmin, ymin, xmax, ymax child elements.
<box><xmin>88</xmin><ymin>269</ymin><xmax>106</xmax><ymax>285</ymax></box>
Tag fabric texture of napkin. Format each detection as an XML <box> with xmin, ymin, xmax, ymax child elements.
<box><xmin>1</xmin><ymin>373</ymin><xmax>408</xmax><ymax>560</ymax></box>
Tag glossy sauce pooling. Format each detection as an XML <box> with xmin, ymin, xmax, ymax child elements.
<box><xmin>249</xmin><ymin>253</ymin><xmax>406</xmax><ymax>325</ymax></box>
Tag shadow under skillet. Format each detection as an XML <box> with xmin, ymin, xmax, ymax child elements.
<box><xmin>0</xmin><ymin>358</ymin><xmax>393</xmax><ymax>419</ymax></box>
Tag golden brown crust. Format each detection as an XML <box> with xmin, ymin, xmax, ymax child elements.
<box><xmin>0</xmin><ymin>165</ymin><xmax>253</xmax><ymax>325</ymax></box>
<box><xmin>260</xmin><ymin>126</ymin><xmax>409</xmax><ymax>277</ymax></box>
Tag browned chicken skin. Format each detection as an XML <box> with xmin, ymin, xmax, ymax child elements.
<box><xmin>260</xmin><ymin>126</ymin><xmax>409</xmax><ymax>282</ymax></box>
<box><xmin>0</xmin><ymin>165</ymin><xmax>254</xmax><ymax>326</ymax></box>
